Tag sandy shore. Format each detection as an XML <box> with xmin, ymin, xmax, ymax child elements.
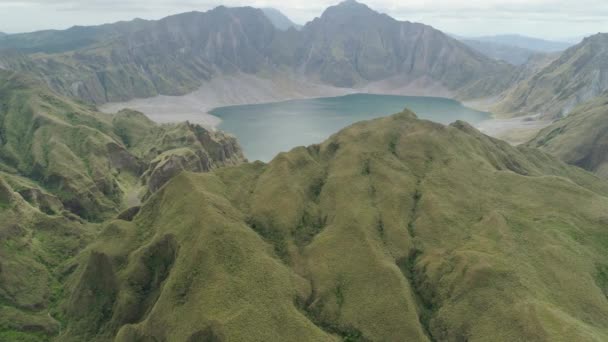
<box><xmin>476</xmin><ymin>115</ymin><xmax>553</xmax><ymax>145</ymax></box>
<box><xmin>99</xmin><ymin>73</ymin><xmax>457</xmax><ymax>128</ymax></box>
<box><xmin>100</xmin><ymin>73</ymin><xmax>356</xmax><ymax>128</ymax></box>
<box><xmin>100</xmin><ymin>73</ymin><xmax>548</xmax><ymax>144</ymax></box>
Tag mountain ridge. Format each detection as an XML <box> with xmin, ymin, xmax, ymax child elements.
<box><xmin>55</xmin><ymin>109</ymin><xmax>608</xmax><ymax>341</ymax></box>
<box><xmin>0</xmin><ymin>70</ymin><xmax>245</xmax><ymax>219</ymax></box>
<box><xmin>3</xmin><ymin>67</ymin><xmax>608</xmax><ymax>341</ymax></box>
<box><xmin>527</xmin><ymin>92</ymin><xmax>608</xmax><ymax>179</ymax></box>
<box><xmin>0</xmin><ymin>1</ymin><xmax>517</xmax><ymax>106</ymax></box>
<box><xmin>262</xmin><ymin>8</ymin><xmax>301</xmax><ymax>31</ymax></box>
<box><xmin>0</xmin><ymin>69</ymin><xmax>246</xmax><ymax>340</ymax></box>
<box><xmin>493</xmin><ymin>33</ymin><xmax>608</xmax><ymax>118</ymax></box>
<box><xmin>469</xmin><ymin>34</ymin><xmax>572</xmax><ymax>52</ymax></box>
<box><xmin>4</xmin><ymin>2</ymin><xmax>608</xmax><ymax>341</ymax></box>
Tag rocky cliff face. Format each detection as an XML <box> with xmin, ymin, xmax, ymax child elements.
<box><xmin>290</xmin><ymin>0</ymin><xmax>514</xmax><ymax>96</ymax></box>
<box><xmin>140</xmin><ymin>122</ymin><xmax>244</xmax><ymax>196</ymax></box>
<box><xmin>2</xmin><ymin>7</ymin><xmax>277</xmax><ymax>104</ymax></box>
<box><xmin>494</xmin><ymin>33</ymin><xmax>608</xmax><ymax>118</ymax></box>
<box><xmin>0</xmin><ymin>1</ymin><xmax>516</xmax><ymax>105</ymax></box>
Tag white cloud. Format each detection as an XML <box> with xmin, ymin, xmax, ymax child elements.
<box><xmin>0</xmin><ymin>0</ymin><xmax>606</xmax><ymax>40</ymax></box>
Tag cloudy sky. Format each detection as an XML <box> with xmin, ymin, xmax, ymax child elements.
<box><xmin>0</xmin><ymin>0</ymin><xmax>606</xmax><ymax>40</ymax></box>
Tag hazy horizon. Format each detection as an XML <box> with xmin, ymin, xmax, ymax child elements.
<box><xmin>0</xmin><ymin>0</ymin><xmax>604</xmax><ymax>41</ymax></box>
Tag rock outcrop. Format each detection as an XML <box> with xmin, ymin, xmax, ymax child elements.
<box><xmin>0</xmin><ymin>71</ymin><xmax>245</xmax><ymax>220</ymax></box>
<box><xmin>495</xmin><ymin>33</ymin><xmax>608</xmax><ymax>118</ymax></box>
<box><xmin>0</xmin><ymin>1</ymin><xmax>516</xmax><ymax>105</ymax></box>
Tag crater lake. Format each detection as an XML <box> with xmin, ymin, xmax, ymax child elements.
<box><xmin>210</xmin><ymin>94</ymin><xmax>490</xmax><ymax>162</ymax></box>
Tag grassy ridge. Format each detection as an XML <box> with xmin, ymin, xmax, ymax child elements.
<box><xmin>528</xmin><ymin>93</ymin><xmax>608</xmax><ymax>179</ymax></box>
<box><xmin>0</xmin><ymin>71</ymin><xmax>245</xmax><ymax>341</ymax></box>
<box><xmin>0</xmin><ymin>70</ymin><xmax>245</xmax><ymax>220</ymax></box>
<box><xmin>0</xmin><ymin>176</ymin><xmax>94</xmax><ymax>342</ymax></box>
<box><xmin>60</xmin><ymin>111</ymin><xmax>608</xmax><ymax>341</ymax></box>
<box><xmin>2</xmin><ymin>65</ymin><xmax>608</xmax><ymax>341</ymax></box>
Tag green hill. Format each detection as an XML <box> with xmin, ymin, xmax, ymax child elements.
<box><xmin>0</xmin><ymin>70</ymin><xmax>244</xmax><ymax>220</ymax></box>
<box><xmin>528</xmin><ymin>93</ymin><xmax>608</xmax><ymax>179</ymax></box>
<box><xmin>0</xmin><ymin>70</ymin><xmax>245</xmax><ymax>341</ymax></box>
<box><xmin>3</xmin><ymin>56</ymin><xmax>608</xmax><ymax>340</ymax></box>
<box><xmin>55</xmin><ymin>110</ymin><xmax>608</xmax><ymax>341</ymax></box>
<box><xmin>0</xmin><ymin>175</ymin><xmax>95</xmax><ymax>342</ymax></box>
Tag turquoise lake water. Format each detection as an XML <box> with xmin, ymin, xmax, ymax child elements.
<box><xmin>210</xmin><ymin>94</ymin><xmax>490</xmax><ymax>162</ymax></box>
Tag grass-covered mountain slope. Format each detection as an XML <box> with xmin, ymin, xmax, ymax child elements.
<box><xmin>0</xmin><ymin>174</ymin><xmax>94</xmax><ymax>342</ymax></box>
<box><xmin>0</xmin><ymin>70</ymin><xmax>244</xmax><ymax>220</ymax></box>
<box><xmin>528</xmin><ymin>93</ymin><xmax>608</xmax><ymax>179</ymax></box>
<box><xmin>0</xmin><ymin>70</ymin><xmax>245</xmax><ymax>341</ymax></box>
<box><xmin>494</xmin><ymin>33</ymin><xmax>608</xmax><ymax>118</ymax></box>
<box><xmin>58</xmin><ymin>110</ymin><xmax>608</xmax><ymax>341</ymax></box>
<box><xmin>0</xmin><ymin>1</ymin><xmax>516</xmax><ymax>105</ymax></box>
<box><xmin>0</xmin><ymin>173</ymin><xmax>95</xmax><ymax>341</ymax></box>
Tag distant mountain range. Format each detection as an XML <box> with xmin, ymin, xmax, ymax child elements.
<box><xmin>0</xmin><ymin>19</ymin><xmax>152</xmax><ymax>54</ymax></box>
<box><xmin>469</xmin><ymin>34</ymin><xmax>573</xmax><ymax>52</ymax></box>
<box><xmin>262</xmin><ymin>8</ymin><xmax>302</xmax><ymax>30</ymax></box>
<box><xmin>459</xmin><ymin>39</ymin><xmax>540</xmax><ymax>65</ymax></box>
<box><xmin>454</xmin><ymin>34</ymin><xmax>573</xmax><ymax>66</ymax></box>
<box><xmin>0</xmin><ymin>1</ymin><xmax>606</xmax><ymax>123</ymax></box>
<box><xmin>0</xmin><ymin>1</ymin><xmax>516</xmax><ymax>105</ymax></box>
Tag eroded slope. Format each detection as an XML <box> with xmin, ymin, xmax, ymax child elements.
<box><xmin>0</xmin><ymin>70</ymin><xmax>246</xmax><ymax>341</ymax></box>
<box><xmin>528</xmin><ymin>93</ymin><xmax>608</xmax><ymax>179</ymax></box>
<box><xmin>0</xmin><ymin>70</ymin><xmax>244</xmax><ymax>220</ymax></box>
<box><xmin>63</xmin><ymin>111</ymin><xmax>608</xmax><ymax>341</ymax></box>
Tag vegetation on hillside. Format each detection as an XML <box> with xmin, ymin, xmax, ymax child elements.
<box><xmin>55</xmin><ymin>110</ymin><xmax>608</xmax><ymax>341</ymax></box>
<box><xmin>0</xmin><ymin>70</ymin><xmax>244</xmax><ymax>220</ymax></box>
<box><xmin>528</xmin><ymin>92</ymin><xmax>608</xmax><ymax>179</ymax></box>
<box><xmin>494</xmin><ymin>33</ymin><xmax>608</xmax><ymax>118</ymax></box>
<box><xmin>2</xmin><ymin>4</ymin><xmax>608</xmax><ymax>339</ymax></box>
<box><xmin>0</xmin><ymin>70</ymin><xmax>246</xmax><ymax>341</ymax></box>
